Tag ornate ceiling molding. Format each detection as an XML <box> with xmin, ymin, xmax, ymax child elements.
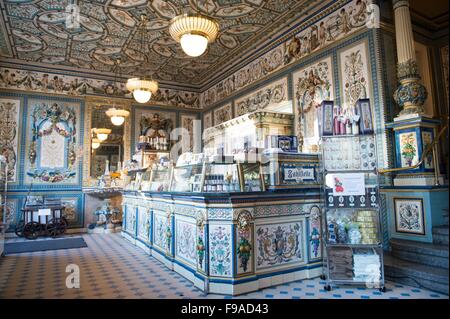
<box><xmin>0</xmin><ymin>0</ymin><xmax>336</xmax><ymax>89</ymax></box>
<box><xmin>0</xmin><ymin>66</ymin><xmax>201</xmax><ymax>109</ymax></box>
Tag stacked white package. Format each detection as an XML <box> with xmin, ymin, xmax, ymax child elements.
<box><xmin>352</xmin><ymin>250</ymin><xmax>381</xmax><ymax>282</ymax></box>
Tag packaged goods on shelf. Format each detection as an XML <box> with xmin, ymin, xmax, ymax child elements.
<box><xmin>352</xmin><ymin>248</ymin><xmax>381</xmax><ymax>282</ymax></box>
<box><xmin>328</xmin><ymin>247</ymin><xmax>354</xmax><ymax>280</ymax></box>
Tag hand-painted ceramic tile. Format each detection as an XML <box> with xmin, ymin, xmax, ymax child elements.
<box><xmin>213</xmin><ymin>103</ymin><xmax>232</xmax><ymax>126</ymax></box>
<box><xmin>125</xmin><ymin>205</ymin><xmax>136</xmax><ymax>234</ymax></box>
<box><xmin>200</xmin><ymin>0</ymin><xmax>370</xmax><ymax>107</ymax></box>
<box><xmin>153</xmin><ymin>212</ymin><xmax>168</xmax><ymax>251</ymax></box>
<box><xmin>284</xmin><ymin>0</ymin><xmax>370</xmax><ymax>67</ymax></box>
<box><xmin>236</xmin><ymin>210</ymin><xmax>253</xmax><ymax>274</ymax></box>
<box><xmin>24</xmin><ymin>99</ymin><xmax>82</xmax><ymax>185</ymax></box>
<box><xmin>339</xmin><ymin>41</ymin><xmax>371</xmax><ymax>110</ymax></box>
<box><xmin>209</xmin><ymin>224</ymin><xmax>232</xmax><ymax>277</ymax></box>
<box><xmin>308</xmin><ymin>206</ymin><xmax>322</xmax><ymax>260</ymax></box>
<box><xmin>59</xmin><ymin>197</ymin><xmax>80</xmax><ymax>226</ymax></box>
<box><xmin>255</xmin><ymin>221</ymin><xmax>304</xmax><ymax>270</ymax></box>
<box><xmin>394</xmin><ymin>198</ymin><xmax>425</xmax><ymax>235</ymax></box>
<box><xmin>0</xmin><ymin>98</ymin><xmax>21</xmax><ymax>182</ymax></box>
<box><xmin>137</xmin><ymin>207</ymin><xmax>150</xmax><ymax>242</ymax></box>
<box><xmin>293</xmin><ymin>57</ymin><xmax>333</xmax><ymax>152</ymax></box>
<box><xmin>92</xmin><ymin>155</ymin><xmax>108</xmax><ymax>178</ymax></box>
<box><xmin>203</xmin><ymin>112</ymin><xmax>213</xmax><ymax>130</ymax></box>
<box><xmin>2</xmin><ymin>199</ymin><xmax>17</xmax><ymax>232</ymax></box>
<box><xmin>196</xmin><ymin>219</ymin><xmax>207</xmax><ymax>272</ymax></box>
<box><xmin>134</xmin><ymin>108</ymin><xmax>176</xmax><ymax>143</ymax></box>
<box><xmin>175</xmin><ymin>219</ymin><xmax>197</xmax><ymax>266</ymax></box>
<box><xmin>0</xmin><ymin>67</ymin><xmax>201</xmax><ymax>109</ymax></box>
<box><xmin>234</xmin><ymin>77</ymin><xmax>288</xmax><ymax>117</ymax></box>
<box><xmin>180</xmin><ymin>114</ymin><xmax>197</xmax><ymax>153</ymax></box>
<box><xmin>398</xmin><ymin>131</ymin><xmax>419</xmax><ymax>168</ymax></box>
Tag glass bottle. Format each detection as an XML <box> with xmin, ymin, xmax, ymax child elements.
<box><xmin>333</xmin><ymin>107</ymin><xmax>340</xmax><ymax>135</ymax></box>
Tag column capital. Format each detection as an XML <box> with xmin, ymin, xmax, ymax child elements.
<box><xmin>392</xmin><ymin>0</ymin><xmax>409</xmax><ymax>10</ymax></box>
<box><xmin>397</xmin><ymin>59</ymin><xmax>420</xmax><ymax>80</ymax></box>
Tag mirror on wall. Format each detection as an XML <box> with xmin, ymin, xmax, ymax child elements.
<box><xmin>90</xmin><ymin>105</ymin><xmax>124</xmax><ymax>178</ymax></box>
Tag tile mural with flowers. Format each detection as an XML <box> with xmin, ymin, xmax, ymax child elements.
<box><xmin>209</xmin><ymin>224</ymin><xmax>232</xmax><ymax>277</ymax></box>
<box><xmin>399</xmin><ymin>132</ymin><xmax>418</xmax><ymax>168</ymax></box>
<box><xmin>24</xmin><ymin>99</ymin><xmax>82</xmax><ymax>185</ymax></box>
<box><xmin>0</xmin><ymin>98</ymin><xmax>21</xmax><ymax>182</ymax></box>
<box><xmin>175</xmin><ymin>219</ymin><xmax>197</xmax><ymax>266</ymax></box>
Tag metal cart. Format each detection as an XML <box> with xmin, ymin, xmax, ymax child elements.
<box><xmin>15</xmin><ymin>205</ymin><xmax>68</xmax><ymax>240</ymax></box>
<box><xmin>319</xmin><ymin>133</ymin><xmax>386</xmax><ymax>292</ymax></box>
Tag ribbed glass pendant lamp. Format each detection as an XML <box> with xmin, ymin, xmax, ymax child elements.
<box><xmin>105</xmin><ymin>59</ymin><xmax>130</xmax><ymax>126</ymax></box>
<box><xmin>126</xmin><ymin>14</ymin><xmax>158</xmax><ymax>103</ymax></box>
<box><xmin>169</xmin><ymin>1</ymin><xmax>219</xmax><ymax>57</ymax></box>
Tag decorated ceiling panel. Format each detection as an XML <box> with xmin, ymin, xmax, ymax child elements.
<box><xmin>0</xmin><ymin>0</ymin><xmax>327</xmax><ymax>88</ymax></box>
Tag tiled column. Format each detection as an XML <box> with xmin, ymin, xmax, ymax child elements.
<box><xmin>392</xmin><ymin>0</ymin><xmax>428</xmax><ymax>117</ymax></box>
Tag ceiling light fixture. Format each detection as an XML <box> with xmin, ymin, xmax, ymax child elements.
<box><xmin>91</xmin><ymin>138</ymin><xmax>101</xmax><ymax>150</ymax></box>
<box><xmin>105</xmin><ymin>59</ymin><xmax>130</xmax><ymax>126</ymax></box>
<box><xmin>169</xmin><ymin>2</ymin><xmax>219</xmax><ymax>57</ymax></box>
<box><xmin>126</xmin><ymin>14</ymin><xmax>158</xmax><ymax>104</ymax></box>
<box><xmin>94</xmin><ymin>128</ymin><xmax>111</xmax><ymax>141</ymax></box>
<box><xmin>106</xmin><ymin>108</ymin><xmax>130</xmax><ymax>126</ymax></box>
<box><xmin>126</xmin><ymin>77</ymin><xmax>158</xmax><ymax>104</ymax></box>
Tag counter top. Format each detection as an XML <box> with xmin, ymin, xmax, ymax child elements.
<box><xmin>121</xmin><ymin>187</ymin><xmax>321</xmax><ymax>206</ymax></box>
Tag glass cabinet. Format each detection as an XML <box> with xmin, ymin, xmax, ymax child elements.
<box><xmin>240</xmin><ymin>162</ymin><xmax>265</xmax><ymax>192</ymax></box>
<box><xmin>169</xmin><ymin>161</ymin><xmax>264</xmax><ymax>193</ymax></box>
<box><xmin>147</xmin><ymin>164</ymin><xmax>172</xmax><ymax>192</ymax></box>
<box><xmin>170</xmin><ymin>163</ymin><xmax>204</xmax><ymax>192</ymax></box>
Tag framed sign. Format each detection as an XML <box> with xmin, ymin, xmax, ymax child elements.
<box><xmin>394</xmin><ymin>198</ymin><xmax>425</xmax><ymax>235</ymax></box>
<box><xmin>326</xmin><ymin>173</ymin><xmax>365</xmax><ymax>196</ymax></box>
<box><xmin>321</xmin><ymin>100</ymin><xmax>334</xmax><ymax>136</ymax></box>
<box><xmin>281</xmin><ymin>164</ymin><xmax>316</xmax><ymax>183</ymax></box>
<box><xmin>266</xmin><ymin>136</ymin><xmax>298</xmax><ymax>152</ymax></box>
<box><xmin>356</xmin><ymin>99</ymin><xmax>374</xmax><ymax>134</ymax></box>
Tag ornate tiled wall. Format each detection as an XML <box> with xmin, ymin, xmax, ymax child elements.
<box><xmin>202</xmin><ymin>31</ymin><xmax>389</xmax><ymax>171</ymax></box>
<box><xmin>0</xmin><ymin>91</ymin><xmax>86</xmax><ymax>230</ymax></box>
<box><xmin>0</xmin><ymin>89</ymin><xmax>199</xmax><ymax>232</ymax></box>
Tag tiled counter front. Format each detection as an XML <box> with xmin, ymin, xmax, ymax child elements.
<box><xmin>121</xmin><ymin>190</ymin><xmax>322</xmax><ymax>295</ymax></box>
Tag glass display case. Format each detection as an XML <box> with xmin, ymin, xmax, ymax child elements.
<box><xmin>169</xmin><ymin>161</ymin><xmax>264</xmax><ymax>193</ymax></box>
<box><xmin>240</xmin><ymin>162</ymin><xmax>265</xmax><ymax>192</ymax></box>
<box><xmin>132</xmin><ymin>149</ymin><xmax>171</xmax><ymax>169</ymax></box>
<box><xmin>261</xmin><ymin>151</ymin><xmax>320</xmax><ymax>190</ymax></box>
<box><xmin>147</xmin><ymin>164</ymin><xmax>173</xmax><ymax>192</ymax></box>
<box><xmin>170</xmin><ymin>163</ymin><xmax>205</xmax><ymax>192</ymax></box>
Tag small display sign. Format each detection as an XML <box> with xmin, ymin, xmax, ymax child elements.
<box><xmin>326</xmin><ymin>173</ymin><xmax>365</xmax><ymax>196</ymax></box>
<box><xmin>38</xmin><ymin>208</ymin><xmax>51</xmax><ymax>216</ymax></box>
<box><xmin>282</xmin><ymin>164</ymin><xmax>315</xmax><ymax>183</ymax></box>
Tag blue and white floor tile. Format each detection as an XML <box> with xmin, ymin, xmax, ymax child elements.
<box><xmin>0</xmin><ymin>234</ymin><xmax>447</xmax><ymax>299</ymax></box>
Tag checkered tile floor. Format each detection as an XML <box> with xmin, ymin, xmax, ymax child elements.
<box><xmin>0</xmin><ymin>234</ymin><xmax>447</xmax><ymax>299</ymax></box>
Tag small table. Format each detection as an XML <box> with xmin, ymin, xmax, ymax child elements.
<box><xmin>16</xmin><ymin>205</ymin><xmax>67</xmax><ymax>240</ymax></box>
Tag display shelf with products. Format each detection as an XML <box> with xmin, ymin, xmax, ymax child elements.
<box><xmin>169</xmin><ymin>159</ymin><xmax>265</xmax><ymax>193</ymax></box>
<box><xmin>170</xmin><ymin>162</ymin><xmax>205</xmax><ymax>192</ymax></box>
<box><xmin>320</xmin><ymin>132</ymin><xmax>385</xmax><ymax>292</ymax></box>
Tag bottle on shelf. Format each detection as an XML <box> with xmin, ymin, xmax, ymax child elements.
<box><xmin>333</xmin><ymin>106</ymin><xmax>340</xmax><ymax>135</ymax></box>
<box><xmin>345</xmin><ymin>117</ymin><xmax>352</xmax><ymax>135</ymax></box>
<box><xmin>339</xmin><ymin>110</ymin><xmax>346</xmax><ymax>136</ymax></box>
